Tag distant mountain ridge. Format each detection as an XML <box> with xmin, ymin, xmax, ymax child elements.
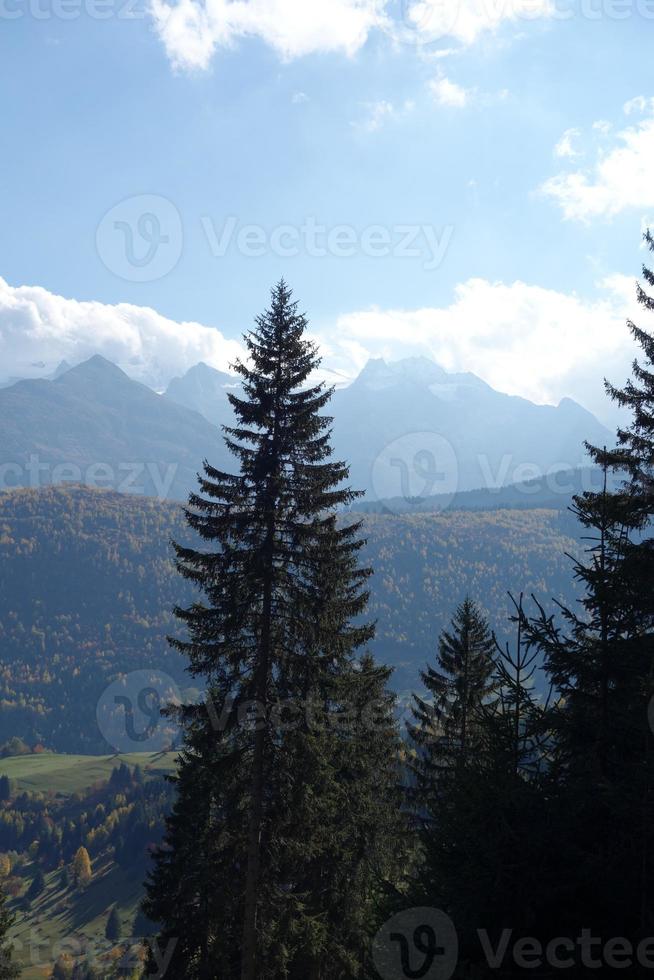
<box><xmin>0</xmin><ymin>355</ymin><xmax>231</xmax><ymax>500</ymax></box>
<box><xmin>0</xmin><ymin>354</ymin><xmax>612</xmax><ymax>501</ymax></box>
<box><xmin>165</xmin><ymin>361</ymin><xmax>239</xmax><ymax>426</ymax></box>
<box><xmin>353</xmin><ymin>465</ymin><xmax>623</xmax><ymax>515</ymax></box>
<box><xmin>330</xmin><ymin>355</ymin><xmax>611</xmax><ymax>500</ymax></box>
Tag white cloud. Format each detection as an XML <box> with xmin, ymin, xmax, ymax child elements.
<box><xmin>315</xmin><ymin>276</ymin><xmax>640</xmax><ymax>424</ymax></box>
<box><xmin>356</xmin><ymin>99</ymin><xmax>395</xmax><ymax>132</ymax></box>
<box><xmin>428</xmin><ymin>73</ymin><xmax>508</xmax><ymax>109</ymax></box>
<box><xmin>554</xmin><ymin>127</ymin><xmax>581</xmax><ymax>159</ymax></box>
<box><xmin>0</xmin><ymin>278</ymin><xmax>244</xmax><ymax>390</ymax></box>
<box><xmin>542</xmin><ymin>101</ymin><xmax>654</xmax><ymax>221</ymax></box>
<box><xmin>400</xmin><ymin>0</ymin><xmax>554</xmax><ymax>46</ymax></box>
<box><xmin>623</xmin><ymin>96</ymin><xmax>654</xmax><ymax>116</ymax></box>
<box><xmin>291</xmin><ymin>91</ymin><xmax>309</xmax><ymax>104</ymax></box>
<box><xmin>429</xmin><ymin>75</ymin><xmax>469</xmax><ymax>107</ymax></box>
<box><xmin>150</xmin><ymin>0</ymin><xmax>387</xmax><ymax>72</ymax></box>
<box><xmin>150</xmin><ymin>0</ymin><xmax>554</xmax><ymax>72</ymax></box>
<box><xmin>353</xmin><ymin>98</ymin><xmax>414</xmax><ymax>132</ymax></box>
<box><xmin>1</xmin><ymin>275</ymin><xmax>641</xmax><ymax>428</ymax></box>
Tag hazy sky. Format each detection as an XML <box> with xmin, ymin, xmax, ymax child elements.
<box><xmin>1</xmin><ymin>0</ymin><xmax>653</xmax><ymax>424</ymax></box>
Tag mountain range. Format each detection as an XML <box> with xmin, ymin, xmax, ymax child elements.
<box><xmin>0</xmin><ymin>354</ymin><xmax>612</xmax><ymax>502</ymax></box>
<box><xmin>0</xmin><ymin>356</ymin><xmax>231</xmax><ymax>500</ymax></box>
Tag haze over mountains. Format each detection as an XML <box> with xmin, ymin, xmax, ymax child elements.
<box><xmin>0</xmin><ymin>354</ymin><xmax>612</xmax><ymax>503</ymax></box>
<box><xmin>0</xmin><ymin>356</ymin><xmax>231</xmax><ymax>501</ymax></box>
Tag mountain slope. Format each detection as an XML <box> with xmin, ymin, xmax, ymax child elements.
<box><xmin>165</xmin><ymin>361</ymin><xmax>239</xmax><ymax>426</ymax></box>
<box><xmin>330</xmin><ymin>356</ymin><xmax>612</xmax><ymax>498</ymax></box>
<box><xmin>162</xmin><ymin>356</ymin><xmax>612</xmax><ymax>498</ymax></box>
<box><xmin>0</xmin><ymin>355</ymin><xmax>613</xmax><ymax>502</ymax></box>
<box><xmin>0</xmin><ymin>356</ymin><xmax>230</xmax><ymax>500</ymax></box>
<box><xmin>0</xmin><ymin>486</ymin><xmax>582</xmax><ymax>752</ymax></box>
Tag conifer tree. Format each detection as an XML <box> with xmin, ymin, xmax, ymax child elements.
<box><xmin>26</xmin><ymin>869</ymin><xmax>45</xmax><ymax>902</ymax></box>
<box><xmin>410</xmin><ymin>597</ymin><xmax>495</xmax><ymax>780</ymax></box>
<box><xmin>275</xmin><ymin>654</ymin><xmax>408</xmax><ymax>978</ymax></box>
<box><xmin>408</xmin><ymin>599</ymin><xmax>495</xmax><ymax>912</ymax></box>
<box><xmin>589</xmin><ymin>228</ymin><xmax>654</xmax><ymax>617</ymax></box>
<box><xmin>410</xmin><ymin>599</ymin><xmax>554</xmax><ymax>970</ymax></box>
<box><xmin>522</xmin><ymin>470</ymin><xmax>654</xmax><ymax>942</ymax></box>
<box><xmin>105</xmin><ymin>906</ymin><xmax>122</xmax><ymax>942</ymax></box>
<box><xmin>144</xmin><ymin>282</ymin><xmax>406</xmax><ymax>979</ymax></box>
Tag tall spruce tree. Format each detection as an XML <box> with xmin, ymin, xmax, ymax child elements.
<box><xmin>511</xmin><ymin>238</ymin><xmax>654</xmax><ymax>955</ymax></box>
<box><xmin>521</xmin><ymin>470</ymin><xmax>654</xmax><ymax>946</ymax></box>
<box><xmin>144</xmin><ymin>282</ymin><xmax>407</xmax><ymax>979</ymax></box>
<box><xmin>411</xmin><ymin>599</ymin><xmax>555</xmax><ymax>973</ymax></box>
<box><xmin>408</xmin><ymin>599</ymin><xmax>495</xmax><ymax>911</ymax></box>
<box><xmin>590</xmin><ymin>228</ymin><xmax>654</xmax><ymax>617</ymax></box>
<box><xmin>410</xmin><ymin>597</ymin><xmax>495</xmax><ymax>779</ymax></box>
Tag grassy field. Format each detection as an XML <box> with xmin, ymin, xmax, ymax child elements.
<box><xmin>2</xmin><ymin>752</ymin><xmax>178</xmax><ymax>978</ymax></box>
<box><xmin>10</xmin><ymin>860</ymin><xmax>145</xmax><ymax>979</ymax></box>
<box><xmin>0</xmin><ymin>751</ymin><xmax>178</xmax><ymax>796</ymax></box>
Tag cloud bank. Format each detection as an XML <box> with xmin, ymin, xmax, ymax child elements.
<box><xmin>314</xmin><ymin>275</ymin><xmax>639</xmax><ymax>425</ymax></box>
<box><xmin>149</xmin><ymin>0</ymin><xmax>555</xmax><ymax>72</ymax></box>
<box><xmin>0</xmin><ymin>275</ymin><xmax>640</xmax><ymax>426</ymax></box>
<box><xmin>0</xmin><ymin>277</ymin><xmax>244</xmax><ymax>390</ymax></box>
<box><xmin>402</xmin><ymin>0</ymin><xmax>553</xmax><ymax>46</ymax></box>
<box><xmin>150</xmin><ymin>0</ymin><xmax>387</xmax><ymax>71</ymax></box>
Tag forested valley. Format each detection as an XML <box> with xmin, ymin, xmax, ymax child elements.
<box><xmin>0</xmin><ymin>261</ymin><xmax>652</xmax><ymax>979</ymax></box>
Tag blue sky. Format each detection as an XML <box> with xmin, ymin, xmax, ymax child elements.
<box><xmin>1</xmin><ymin>0</ymin><xmax>653</xmax><ymax>422</ymax></box>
